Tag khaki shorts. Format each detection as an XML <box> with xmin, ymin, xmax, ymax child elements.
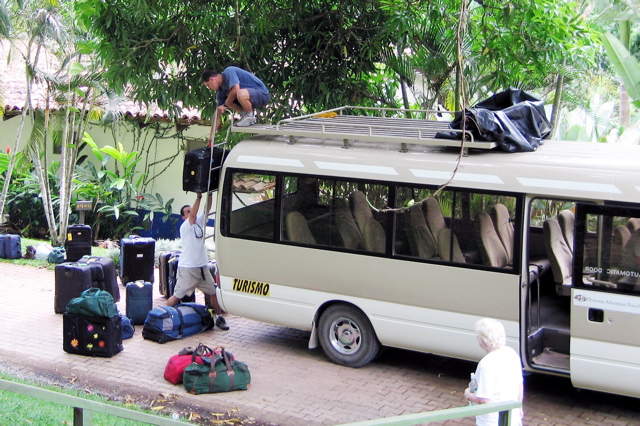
<box><xmin>174</xmin><ymin>266</ymin><xmax>217</xmax><ymax>299</ymax></box>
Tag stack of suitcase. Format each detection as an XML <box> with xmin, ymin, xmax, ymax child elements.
<box><xmin>119</xmin><ymin>235</ymin><xmax>156</xmax><ymax>284</ymax></box>
<box><xmin>63</xmin><ymin>312</ymin><xmax>123</xmax><ymax>357</ymax></box>
<box><xmin>158</xmin><ymin>250</ymin><xmax>195</xmax><ymax>302</ymax></box>
<box><xmin>54</xmin><ymin>256</ymin><xmax>120</xmax><ymax>314</ymax></box>
<box><xmin>0</xmin><ymin>234</ymin><xmax>22</xmax><ymax>259</ymax></box>
<box><xmin>182</xmin><ymin>146</ymin><xmax>229</xmax><ymax>193</ymax></box>
<box><xmin>65</xmin><ymin>224</ymin><xmax>92</xmax><ymax>262</ymax></box>
<box><xmin>63</xmin><ymin>289</ymin><xmax>123</xmax><ymax>357</ymax></box>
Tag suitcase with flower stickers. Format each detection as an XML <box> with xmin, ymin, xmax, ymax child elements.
<box><xmin>63</xmin><ymin>313</ymin><xmax>123</xmax><ymax>357</ymax></box>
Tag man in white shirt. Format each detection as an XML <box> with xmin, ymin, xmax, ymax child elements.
<box><xmin>167</xmin><ymin>192</ymin><xmax>228</xmax><ymax>330</ymax></box>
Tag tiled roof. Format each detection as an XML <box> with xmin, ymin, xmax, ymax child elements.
<box><xmin>1</xmin><ymin>44</ymin><xmax>207</xmax><ymax>125</ymax></box>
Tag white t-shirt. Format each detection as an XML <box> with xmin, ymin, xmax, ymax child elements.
<box><xmin>475</xmin><ymin>346</ymin><xmax>523</xmax><ymax>426</ymax></box>
<box><xmin>178</xmin><ymin>213</ymin><xmax>209</xmax><ymax>268</ymax></box>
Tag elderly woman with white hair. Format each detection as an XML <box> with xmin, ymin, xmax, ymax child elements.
<box><xmin>464</xmin><ymin>318</ymin><xmax>524</xmax><ymax>426</ymax></box>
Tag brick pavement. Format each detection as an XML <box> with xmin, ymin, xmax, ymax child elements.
<box><xmin>1</xmin><ymin>262</ymin><xmax>640</xmax><ymax>425</ymax></box>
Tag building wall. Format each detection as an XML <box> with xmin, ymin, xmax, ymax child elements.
<box><xmin>0</xmin><ymin>114</ymin><xmax>217</xmax><ymax>219</ymax></box>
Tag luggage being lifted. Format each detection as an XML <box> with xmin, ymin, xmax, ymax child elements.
<box><xmin>182</xmin><ymin>146</ymin><xmax>228</xmax><ymax>193</ymax></box>
<box><xmin>120</xmin><ymin>235</ymin><xmax>155</xmax><ymax>284</ymax></box>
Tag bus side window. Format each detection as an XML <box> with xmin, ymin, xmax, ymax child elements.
<box><xmin>228</xmin><ymin>172</ymin><xmax>277</xmax><ymax>239</ymax></box>
<box><xmin>577</xmin><ymin>209</ymin><xmax>640</xmax><ymax>295</ymax></box>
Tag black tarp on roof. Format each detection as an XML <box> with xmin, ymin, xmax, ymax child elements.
<box><xmin>435</xmin><ymin>89</ymin><xmax>552</xmax><ymax>152</ymax></box>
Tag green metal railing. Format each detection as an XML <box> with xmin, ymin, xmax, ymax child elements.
<box><xmin>339</xmin><ymin>400</ymin><xmax>521</xmax><ymax>425</ymax></box>
<box><xmin>0</xmin><ymin>378</ymin><xmax>190</xmax><ymax>425</ymax></box>
<box><xmin>1</xmin><ymin>377</ymin><xmax>520</xmax><ymax>426</ymax></box>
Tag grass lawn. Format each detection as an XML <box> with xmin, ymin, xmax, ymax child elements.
<box><xmin>0</xmin><ymin>372</ymin><xmax>183</xmax><ymax>425</ymax></box>
<box><xmin>0</xmin><ymin>237</ymin><xmax>185</xmax><ymax>270</ymax></box>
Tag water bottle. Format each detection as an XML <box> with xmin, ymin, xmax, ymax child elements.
<box><xmin>468</xmin><ymin>372</ymin><xmax>478</xmax><ymax>406</ymax></box>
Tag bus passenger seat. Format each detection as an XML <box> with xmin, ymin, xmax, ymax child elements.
<box><xmin>437</xmin><ymin>228</ymin><xmax>465</xmax><ymax>263</ymax></box>
<box><xmin>424</xmin><ymin>197</ymin><xmax>447</xmax><ymax>244</ymax></box>
<box><xmin>349</xmin><ymin>191</ymin><xmax>375</xmax><ymax>235</ymax></box>
<box><xmin>543</xmin><ymin>218</ymin><xmax>573</xmax><ymax>296</ymax></box>
<box><xmin>334</xmin><ymin>198</ymin><xmax>363</xmax><ymax>249</ymax></box>
<box><xmin>612</xmin><ymin>225</ymin><xmax>631</xmax><ymax>269</ymax></box>
<box><xmin>475</xmin><ymin>212</ymin><xmax>509</xmax><ymax>268</ymax></box>
<box><xmin>362</xmin><ymin>219</ymin><xmax>386</xmax><ymax>253</ymax></box>
<box><xmin>286</xmin><ymin>211</ymin><xmax>316</xmax><ymax>245</ymax></box>
<box><xmin>558</xmin><ymin>210</ymin><xmax>575</xmax><ymax>254</ymax></box>
<box><xmin>628</xmin><ymin>217</ymin><xmax>640</xmax><ymax>232</ymax></box>
<box><xmin>406</xmin><ymin>204</ymin><xmax>437</xmax><ymax>258</ymax></box>
<box><xmin>490</xmin><ymin>204</ymin><xmax>514</xmax><ymax>263</ymax></box>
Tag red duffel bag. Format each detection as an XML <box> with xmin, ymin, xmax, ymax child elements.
<box><xmin>164</xmin><ymin>345</ymin><xmax>212</xmax><ymax>384</ymax></box>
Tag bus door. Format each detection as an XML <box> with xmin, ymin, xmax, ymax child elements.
<box><xmin>571</xmin><ymin>203</ymin><xmax>640</xmax><ymax>398</ymax></box>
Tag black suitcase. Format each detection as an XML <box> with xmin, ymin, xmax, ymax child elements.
<box><xmin>1</xmin><ymin>234</ymin><xmax>22</xmax><ymax>259</ymax></box>
<box><xmin>119</xmin><ymin>236</ymin><xmax>155</xmax><ymax>284</ymax></box>
<box><xmin>54</xmin><ymin>262</ymin><xmax>104</xmax><ymax>314</ymax></box>
<box><xmin>125</xmin><ymin>280</ymin><xmax>153</xmax><ymax>325</ymax></box>
<box><xmin>182</xmin><ymin>146</ymin><xmax>228</xmax><ymax>193</ymax></box>
<box><xmin>79</xmin><ymin>255</ymin><xmax>120</xmax><ymax>302</ymax></box>
<box><xmin>158</xmin><ymin>250</ymin><xmax>181</xmax><ymax>297</ymax></box>
<box><xmin>65</xmin><ymin>225</ymin><xmax>92</xmax><ymax>261</ymax></box>
<box><xmin>63</xmin><ymin>312</ymin><xmax>123</xmax><ymax>357</ymax></box>
<box><xmin>162</xmin><ymin>252</ymin><xmax>195</xmax><ymax>302</ymax></box>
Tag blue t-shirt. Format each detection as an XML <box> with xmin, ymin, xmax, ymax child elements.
<box><xmin>216</xmin><ymin>66</ymin><xmax>269</xmax><ymax>106</ymax></box>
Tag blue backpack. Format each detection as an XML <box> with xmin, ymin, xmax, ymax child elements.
<box><xmin>142</xmin><ymin>303</ymin><xmax>214</xmax><ymax>343</ymax></box>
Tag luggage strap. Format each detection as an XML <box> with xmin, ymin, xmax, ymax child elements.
<box><xmin>208</xmin><ymin>348</ymin><xmax>235</xmax><ymax>392</ymax></box>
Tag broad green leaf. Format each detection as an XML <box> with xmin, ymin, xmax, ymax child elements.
<box><xmin>602</xmin><ymin>32</ymin><xmax>640</xmax><ymax>103</ymax></box>
<box><xmin>70</xmin><ymin>62</ymin><xmax>86</xmax><ymax>76</ymax></box>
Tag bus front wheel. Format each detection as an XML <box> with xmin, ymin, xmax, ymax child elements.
<box><xmin>318</xmin><ymin>304</ymin><xmax>380</xmax><ymax>368</ymax></box>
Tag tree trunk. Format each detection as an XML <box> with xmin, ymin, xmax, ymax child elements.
<box><xmin>619</xmin><ymin>20</ymin><xmax>631</xmax><ymax>127</ymax></box>
<box><xmin>550</xmin><ymin>73</ymin><xmax>564</xmax><ymax>139</ymax></box>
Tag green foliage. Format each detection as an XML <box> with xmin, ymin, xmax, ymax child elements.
<box><xmin>75</xmin><ymin>0</ymin><xmax>392</xmax><ymax>121</ymax></box>
<box><xmin>603</xmin><ymin>31</ymin><xmax>640</xmax><ymax>108</ymax></box>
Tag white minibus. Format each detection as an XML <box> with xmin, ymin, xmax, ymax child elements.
<box><xmin>212</xmin><ymin>107</ymin><xmax>640</xmax><ymax>399</ymax></box>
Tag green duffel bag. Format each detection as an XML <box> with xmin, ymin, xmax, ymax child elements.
<box><xmin>183</xmin><ymin>345</ymin><xmax>251</xmax><ymax>394</ymax></box>
<box><xmin>66</xmin><ymin>288</ymin><xmax>118</xmax><ymax>318</ymax></box>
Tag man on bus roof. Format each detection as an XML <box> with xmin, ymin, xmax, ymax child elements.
<box><xmin>202</xmin><ymin>66</ymin><xmax>270</xmax><ymax>130</ymax></box>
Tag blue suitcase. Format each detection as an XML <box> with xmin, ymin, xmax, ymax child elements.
<box><xmin>1</xmin><ymin>234</ymin><xmax>22</xmax><ymax>259</ymax></box>
<box><xmin>125</xmin><ymin>280</ymin><xmax>153</xmax><ymax>325</ymax></box>
<box><xmin>120</xmin><ymin>236</ymin><xmax>156</xmax><ymax>284</ymax></box>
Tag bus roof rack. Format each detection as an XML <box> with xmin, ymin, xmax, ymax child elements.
<box><xmin>231</xmin><ymin>105</ymin><xmax>498</xmax><ymax>151</ymax></box>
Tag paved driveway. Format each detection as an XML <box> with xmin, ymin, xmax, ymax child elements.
<box><xmin>1</xmin><ymin>263</ymin><xmax>639</xmax><ymax>425</ymax></box>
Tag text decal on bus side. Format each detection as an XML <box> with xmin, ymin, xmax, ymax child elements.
<box><xmin>232</xmin><ymin>278</ymin><xmax>271</xmax><ymax>296</ymax></box>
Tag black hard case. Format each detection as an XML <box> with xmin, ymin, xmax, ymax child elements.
<box><xmin>157</xmin><ymin>250</ymin><xmax>195</xmax><ymax>302</ymax></box>
<box><xmin>80</xmin><ymin>255</ymin><xmax>120</xmax><ymax>302</ymax></box>
<box><xmin>65</xmin><ymin>225</ymin><xmax>92</xmax><ymax>261</ymax></box>
<box><xmin>54</xmin><ymin>262</ymin><xmax>104</xmax><ymax>314</ymax></box>
<box><xmin>158</xmin><ymin>250</ymin><xmax>181</xmax><ymax>297</ymax></box>
<box><xmin>182</xmin><ymin>147</ymin><xmax>228</xmax><ymax>193</ymax></box>
<box><xmin>63</xmin><ymin>312</ymin><xmax>123</xmax><ymax>357</ymax></box>
<box><xmin>119</xmin><ymin>236</ymin><xmax>156</xmax><ymax>284</ymax></box>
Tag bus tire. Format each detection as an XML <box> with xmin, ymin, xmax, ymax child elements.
<box><xmin>318</xmin><ymin>304</ymin><xmax>380</xmax><ymax>368</ymax></box>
